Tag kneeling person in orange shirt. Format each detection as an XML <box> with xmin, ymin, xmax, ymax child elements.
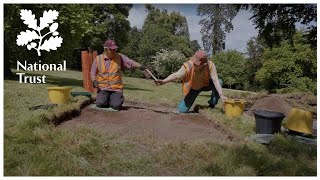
<box><xmin>91</xmin><ymin>39</ymin><xmax>145</xmax><ymax>110</ymax></box>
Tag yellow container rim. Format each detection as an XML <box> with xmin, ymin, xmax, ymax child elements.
<box><xmin>47</xmin><ymin>86</ymin><xmax>73</xmax><ymax>90</ymax></box>
<box><xmin>291</xmin><ymin>107</ymin><xmax>313</xmax><ymax>113</ymax></box>
<box><xmin>224</xmin><ymin>99</ymin><xmax>246</xmax><ymax>104</ymax></box>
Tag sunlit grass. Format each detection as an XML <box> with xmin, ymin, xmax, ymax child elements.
<box><xmin>4</xmin><ymin>69</ymin><xmax>316</xmax><ymax>175</ymax></box>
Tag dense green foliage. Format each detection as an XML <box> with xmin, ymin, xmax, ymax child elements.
<box><xmin>190</xmin><ymin>40</ymin><xmax>201</xmax><ymax>53</ymax></box>
<box><xmin>255</xmin><ymin>32</ymin><xmax>316</xmax><ymax>93</ymax></box>
<box><xmin>212</xmin><ymin>50</ymin><xmax>246</xmax><ymax>89</ymax></box>
<box><xmin>123</xmin><ymin>5</ymin><xmax>194</xmax><ymax>78</ymax></box>
<box><xmin>197</xmin><ymin>3</ymin><xmax>317</xmax><ymax>94</ymax></box>
<box><xmin>243</xmin><ymin>37</ymin><xmax>264</xmax><ymax>90</ymax></box>
<box><xmin>4</xmin><ymin>4</ymin><xmax>132</xmax><ymax>74</ymax></box>
<box><xmin>4</xmin><ymin>4</ymin><xmax>92</xmax><ymax>74</ymax></box>
<box><xmin>122</xmin><ymin>27</ymin><xmax>143</xmax><ymax>61</ymax></box>
<box><xmin>243</xmin><ymin>4</ymin><xmax>317</xmax><ymax>49</ymax></box>
<box><xmin>80</xmin><ymin>4</ymin><xmax>133</xmax><ymax>51</ymax></box>
<box><xmin>212</xmin><ymin>31</ymin><xmax>316</xmax><ymax>94</ymax></box>
<box><xmin>138</xmin><ymin>5</ymin><xmax>193</xmax><ymax>66</ymax></box>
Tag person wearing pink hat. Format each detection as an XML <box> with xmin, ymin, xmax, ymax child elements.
<box><xmin>154</xmin><ymin>50</ymin><xmax>227</xmax><ymax>113</ymax></box>
<box><xmin>91</xmin><ymin>39</ymin><xmax>146</xmax><ymax>111</ymax></box>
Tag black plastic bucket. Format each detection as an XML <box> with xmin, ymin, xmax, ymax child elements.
<box><xmin>253</xmin><ymin>109</ymin><xmax>286</xmax><ymax>134</ymax></box>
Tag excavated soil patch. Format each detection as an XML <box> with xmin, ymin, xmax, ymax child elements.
<box><xmin>58</xmin><ymin>102</ymin><xmax>234</xmax><ymax>142</ymax></box>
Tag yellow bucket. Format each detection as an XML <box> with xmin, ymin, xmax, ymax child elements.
<box><xmin>286</xmin><ymin>108</ymin><xmax>313</xmax><ymax>134</ymax></box>
<box><xmin>224</xmin><ymin>99</ymin><xmax>246</xmax><ymax>118</ymax></box>
<box><xmin>47</xmin><ymin>86</ymin><xmax>73</xmax><ymax>104</ymax></box>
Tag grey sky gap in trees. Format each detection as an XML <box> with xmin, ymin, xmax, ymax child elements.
<box><xmin>197</xmin><ymin>4</ymin><xmax>238</xmax><ymax>55</ymax></box>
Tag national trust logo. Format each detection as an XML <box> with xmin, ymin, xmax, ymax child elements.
<box><xmin>16</xmin><ymin>9</ymin><xmax>63</xmax><ymax>56</ymax></box>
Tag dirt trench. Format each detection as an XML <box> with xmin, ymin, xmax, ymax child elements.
<box><xmin>58</xmin><ymin>102</ymin><xmax>236</xmax><ymax>143</ymax></box>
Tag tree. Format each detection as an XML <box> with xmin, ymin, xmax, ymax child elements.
<box><xmin>144</xmin><ymin>5</ymin><xmax>190</xmax><ymax>40</ymax></box>
<box><xmin>122</xmin><ymin>27</ymin><xmax>144</xmax><ymax>78</ymax></box>
<box><xmin>122</xmin><ymin>26</ymin><xmax>143</xmax><ymax>60</ymax></box>
<box><xmin>243</xmin><ymin>37</ymin><xmax>265</xmax><ymax>90</ymax></box>
<box><xmin>170</xmin><ymin>36</ymin><xmax>193</xmax><ymax>57</ymax></box>
<box><xmin>255</xmin><ymin>31</ymin><xmax>316</xmax><ymax>93</ymax></box>
<box><xmin>243</xmin><ymin>4</ymin><xmax>317</xmax><ymax>49</ymax></box>
<box><xmin>190</xmin><ymin>40</ymin><xmax>201</xmax><ymax>53</ymax></box>
<box><xmin>169</xmin><ymin>11</ymin><xmax>190</xmax><ymax>40</ymax></box>
<box><xmin>139</xmin><ymin>5</ymin><xmax>193</xmax><ymax>66</ymax></box>
<box><xmin>139</xmin><ymin>25</ymin><xmax>173</xmax><ymax>65</ymax></box>
<box><xmin>4</xmin><ymin>4</ymin><xmax>21</xmax><ymax>77</ymax></box>
<box><xmin>197</xmin><ymin>4</ymin><xmax>238</xmax><ymax>55</ymax></box>
<box><xmin>80</xmin><ymin>4</ymin><xmax>132</xmax><ymax>52</ymax></box>
<box><xmin>212</xmin><ymin>50</ymin><xmax>246</xmax><ymax>89</ymax></box>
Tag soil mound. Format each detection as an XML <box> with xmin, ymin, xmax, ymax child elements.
<box><xmin>248</xmin><ymin>94</ymin><xmax>292</xmax><ymax>116</ymax></box>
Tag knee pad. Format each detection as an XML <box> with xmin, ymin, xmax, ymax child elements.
<box><xmin>110</xmin><ymin>104</ymin><xmax>122</xmax><ymax>110</ymax></box>
<box><xmin>96</xmin><ymin>102</ymin><xmax>108</xmax><ymax>108</ymax></box>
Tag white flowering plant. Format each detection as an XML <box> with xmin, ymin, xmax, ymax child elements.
<box><xmin>151</xmin><ymin>49</ymin><xmax>187</xmax><ymax>79</ymax></box>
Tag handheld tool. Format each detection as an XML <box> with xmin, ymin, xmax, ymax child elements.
<box><xmin>145</xmin><ymin>69</ymin><xmax>158</xmax><ymax>81</ymax></box>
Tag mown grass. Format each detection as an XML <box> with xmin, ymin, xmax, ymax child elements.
<box><xmin>4</xmin><ymin>69</ymin><xmax>317</xmax><ymax>175</ymax></box>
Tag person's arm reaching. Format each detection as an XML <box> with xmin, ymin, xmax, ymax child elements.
<box><xmin>154</xmin><ymin>66</ymin><xmax>186</xmax><ymax>86</ymax></box>
<box><xmin>209</xmin><ymin>62</ymin><xmax>227</xmax><ymax>102</ymax></box>
<box><xmin>120</xmin><ymin>54</ymin><xmax>145</xmax><ymax>70</ymax></box>
<box><xmin>131</xmin><ymin>61</ymin><xmax>144</xmax><ymax>69</ymax></box>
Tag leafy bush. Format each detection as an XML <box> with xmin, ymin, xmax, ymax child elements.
<box><xmin>151</xmin><ymin>49</ymin><xmax>187</xmax><ymax>79</ymax></box>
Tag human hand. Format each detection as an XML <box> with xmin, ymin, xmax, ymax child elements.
<box><xmin>220</xmin><ymin>94</ymin><xmax>228</xmax><ymax>102</ymax></box>
<box><xmin>153</xmin><ymin>79</ymin><xmax>166</xmax><ymax>86</ymax></box>
<box><xmin>139</xmin><ymin>65</ymin><xmax>147</xmax><ymax>70</ymax></box>
<box><xmin>92</xmin><ymin>80</ymin><xmax>99</xmax><ymax>88</ymax></box>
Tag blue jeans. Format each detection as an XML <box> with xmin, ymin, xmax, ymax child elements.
<box><xmin>178</xmin><ymin>79</ymin><xmax>223</xmax><ymax>113</ymax></box>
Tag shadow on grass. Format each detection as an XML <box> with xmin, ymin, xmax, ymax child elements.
<box><xmin>6</xmin><ymin>72</ymin><xmax>154</xmax><ymax>91</ymax></box>
<box><xmin>194</xmin><ymin>104</ymin><xmax>224</xmax><ymax>114</ymax></box>
<box><xmin>5</xmin><ymin>72</ymin><xmax>84</xmax><ymax>87</ymax></box>
<box><xmin>4</xmin><ymin>74</ymin><xmax>19</xmax><ymax>81</ymax></box>
<box><xmin>199</xmin><ymin>94</ymin><xmax>211</xmax><ymax>98</ymax></box>
<box><xmin>45</xmin><ymin>75</ymin><xmax>83</xmax><ymax>87</ymax></box>
<box><xmin>121</xmin><ymin>105</ymin><xmax>171</xmax><ymax>114</ymax></box>
<box><xmin>124</xmin><ymin>83</ymin><xmax>153</xmax><ymax>92</ymax></box>
<box><xmin>204</xmin><ymin>139</ymin><xmax>317</xmax><ymax>176</ymax></box>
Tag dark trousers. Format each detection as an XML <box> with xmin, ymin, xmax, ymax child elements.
<box><xmin>96</xmin><ymin>90</ymin><xmax>124</xmax><ymax>110</ymax></box>
<box><xmin>178</xmin><ymin>79</ymin><xmax>223</xmax><ymax>113</ymax></box>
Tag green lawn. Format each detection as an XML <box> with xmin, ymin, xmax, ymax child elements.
<box><xmin>4</xmin><ymin>69</ymin><xmax>317</xmax><ymax>175</ymax></box>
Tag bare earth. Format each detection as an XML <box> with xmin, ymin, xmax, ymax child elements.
<box><xmin>58</xmin><ymin>102</ymin><xmax>234</xmax><ymax>143</ymax></box>
<box><xmin>58</xmin><ymin>93</ymin><xmax>317</xmax><ymax>141</ymax></box>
